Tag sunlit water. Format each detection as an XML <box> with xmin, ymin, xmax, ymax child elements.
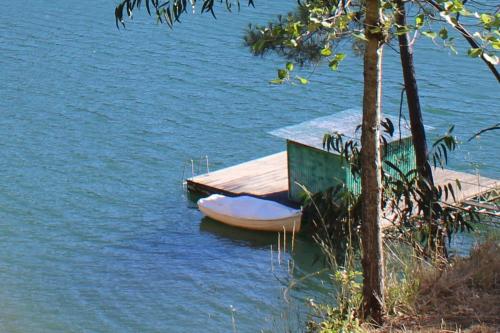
<box><xmin>0</xmin><ymin>1</ymin><xmax>498</xmax><ymax>332</ymax></box>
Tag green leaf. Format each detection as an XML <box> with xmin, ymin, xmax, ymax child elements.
<box><xmin>277</xmin><ymin>69</ymin><xmax>287</xmax><ymax>79</ymax></box>
<box><xmin>296</xmin><ymin>76</ymin><xmax>309</xmax><ymax>85</ymax></box>
<box><xmin>320</xmin><ymin>48</ymin><xmax>332</xmax><ymax>56</ymax></box>
<box><xmin>439</xmin><ymin>28</ymin><xmax>448</xmax><ymax>40</ymax></box>
<box><xmin>422</xmin><ymin>31</ymin><xmax>437</xmax><ymax>39</ymax></box>
<box><xmin>415</xmin><ymin>14</ymin><xmax>424</xmax><ymax>29</ymax></box>
<box><xmin>352</xmin><ymin>33</ymin><xmax>368</xmax><ymax>42</ymax></box>
<box><xmin>328</xmin><ymin>53</ymin><xmax>346</xmax><ymax>71</ymax></box>
<box><xmin>286</xmin><ymin>62</ymin><xmax>294</xmax><ymax>71</ymax></box>
<box><xmin>329</xmin><ymin>59</ymin><xmax>339</xmax><ymax>71</ymax></box>
<box><xmin>467</xmin><ymin>47</ymin><xmax>482</xmax><ymax>58</ymax></box>
<box><xmin>270</xmin><ymin>79</ymin><xmax>284</xmax><ymax>85</ymax></box>
<box><xmin>480</xmin><ymin>13</ymin><xmax>493</xmax><ymax>25</ymax></box>
<box><xmin>444</xmin><ymin>39</ymin><xmax>458</xmax><ymax>54</ymax></box>
<box><xmin>395</xmin><ymin>25</ymin><xmax>410</xmax><ymax>36</ymax></box>
<box><xmin>335</xmin><ymin>53</ymin><xmax>346</xmax><ymax>61</ymax></box>
<box><xmin>444</xmin><ymin>0</ymin><xmax>463</xmax><ymax>13</ymax></box>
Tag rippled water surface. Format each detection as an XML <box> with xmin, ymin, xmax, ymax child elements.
<box><xmin>0</xmin><ymin>1</ymin><xmax>498</xmax><ymax>332</ymax></box>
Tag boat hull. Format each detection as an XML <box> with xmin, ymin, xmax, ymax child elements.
<box><xmin>198</xmin><ymin>204</ymin><xmax>301</xmax><ymax>233</ymax></box>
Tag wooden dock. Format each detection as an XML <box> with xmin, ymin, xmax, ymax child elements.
<box><xmin>187</xmin><ymin>152</ymin><xmax>291</xmax><ymax>204</ymax></box>
<box><xmin>187</xmin><ymin>151</ymin><xmax>499</xmax><ymax>208</ymax></box>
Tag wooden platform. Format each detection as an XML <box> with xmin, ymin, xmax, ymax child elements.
<box><xmin>187</xmin><ymin>151</ymin><xmax>499</xmax><ymax>206</ymax></box>
<box><xmin>432</xmin><ymin>168</ymin><xmax>498</xmax><ymax>204</ymax></box>
<box><xmin>187</xmin><ymin>152</ymin><xmax>291</xmax><ymax>204</ymax></box>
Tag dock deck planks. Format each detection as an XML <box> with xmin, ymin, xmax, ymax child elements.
<box><xmin>186</xmin><ymin>152</ymin><xmax>290</xmax><ymax>203</ymax></box>
<box><xmin>432</xmin><ymin>168</ymin><xmax>498</xmax><ymax>203</ymax></box>
<box><xmin>187</xmin><ymin>151</ymin><xmax>498</xmax><ymax>205</ymax></box>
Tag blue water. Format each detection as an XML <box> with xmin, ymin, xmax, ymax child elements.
<box><xmin>0</xmin><ymin>1</ymin><xmax>498</xmax><ymax>332</ymax></box>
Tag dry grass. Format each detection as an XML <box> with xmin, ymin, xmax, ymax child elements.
<box><xmin>416</xmin><ymin>241</ymin><xmax>499</xmax><ymax>328</ymax></box>
<box><xmin>371</xmin><ymin>323</ymin><xmax>498</xmax><ymax>333</ymax></box>
<box><xmin>380</xmin><ymin>241</ymin><xmax>500</xmax><ymax>332</ymax></box>
<box><xmin>305</xmin><ymin>235</ymin><xmax>499</xmax><ymax>333</ymax></box>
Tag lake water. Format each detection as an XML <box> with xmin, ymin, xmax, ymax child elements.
<box><xmin>0</xmin><ymin>1</ymin><xmax>498</xmax><ymax>332</ymax></box>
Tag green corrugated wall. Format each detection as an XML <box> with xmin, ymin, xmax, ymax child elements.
<box><xmin>287</xmin><ymin>138</ymin><xmax>416</xmax><ymax>202</ymax></box>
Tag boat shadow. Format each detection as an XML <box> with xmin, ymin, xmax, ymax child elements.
<box><xmin>199</xmin><ymin>216</ymin><xmax>281</xmax><ymax>248</ymax></box>
<box><xmin>199</xmin><ymin>217</ymin><xmax>326</xmax><ymax>275</ymax></box>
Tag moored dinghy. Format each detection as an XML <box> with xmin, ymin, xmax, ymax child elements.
<box><xmin>197</xmin><ymin>194</ymin><xmax>301</xmax><ymax>232</ymax></box>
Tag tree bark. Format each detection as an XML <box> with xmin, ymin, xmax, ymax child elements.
<box><xmin>396</xmin><ymin>0</ymin><xmax>450</xmax><ymax>259</ymax></box>
<box><xmin>395</xmin><ymin>0</ymin><xmax>434</xmax><ymax>185</ymax></box>
<box><xmin>360</xmin><ymin>0</ymin><xmax>385</xmax><ymax>325</ymax></box>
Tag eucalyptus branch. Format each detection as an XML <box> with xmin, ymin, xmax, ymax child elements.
<box><xmin>468</xmin><ymin>123</ymin><xmax>500</xmax><ymax>142</ymax></box>
<box><xmin>424</xmin><ymin>0</ymin><xmax>500</xmax><ymax>83</ymax></box>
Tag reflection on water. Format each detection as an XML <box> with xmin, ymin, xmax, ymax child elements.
<box><xmin>200</xmin><ymin>216</ymin><xmax>283</xmax><ymax>248</ymax></box>
<box><xmin>199</xmin><ymin>216</ymin><xmax>333</xmax><ymax>285</ymax></box>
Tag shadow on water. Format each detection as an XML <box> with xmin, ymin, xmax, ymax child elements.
<box><xmin>199</xmin><ymin>216</ymin><xmax>280</xmax><ymax>248</ymax></box>
<box><xmin>184</xmin><ymin>190</ymin><xmax>204</xmax><ymax>209</ymax></box>
<box><xmin>199</xmin><ymin>217</ymin><xmax>328</xmax><ymax>275</ymax></box>
<box><xmin>193</xmin><ymin>194</ymin><xmax>341</xmax><ymax>297</ymax></box>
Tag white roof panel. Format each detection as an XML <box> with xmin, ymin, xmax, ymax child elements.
<box><xmin>269</xmin><ymin>108</ymin><xmax>414</xmax><ymax>150</ymax></box>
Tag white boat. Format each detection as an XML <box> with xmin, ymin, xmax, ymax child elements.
<box><xmin>197</xmin><ymin>194</ymin><xmax>302</xmax><ymax>232</ymax></box>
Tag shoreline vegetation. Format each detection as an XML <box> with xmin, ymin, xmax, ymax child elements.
<box><xmin>301</xmin><ymin>233</ymin><xmax>500</xmax><ymax>333</ymax></box>
<box><xmin>386</xmin><ymin>240</ymin><xmax>499</xmax><ymax>332</ymax></box>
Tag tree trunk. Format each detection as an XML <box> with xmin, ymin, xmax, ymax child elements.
<box><xmin>396</xmin><ymin>0</ymin><xmax>449</xmax><ymax>258</ymax></box>
<box><xmin>360</xmin><ymin>0</ymin><xmax>385</xmax><ymax>325</ymax></box>
<box><xmin>395</xmin><ymin>0</ymin><xmax>434</xmax><ymax>185</ymax></box>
